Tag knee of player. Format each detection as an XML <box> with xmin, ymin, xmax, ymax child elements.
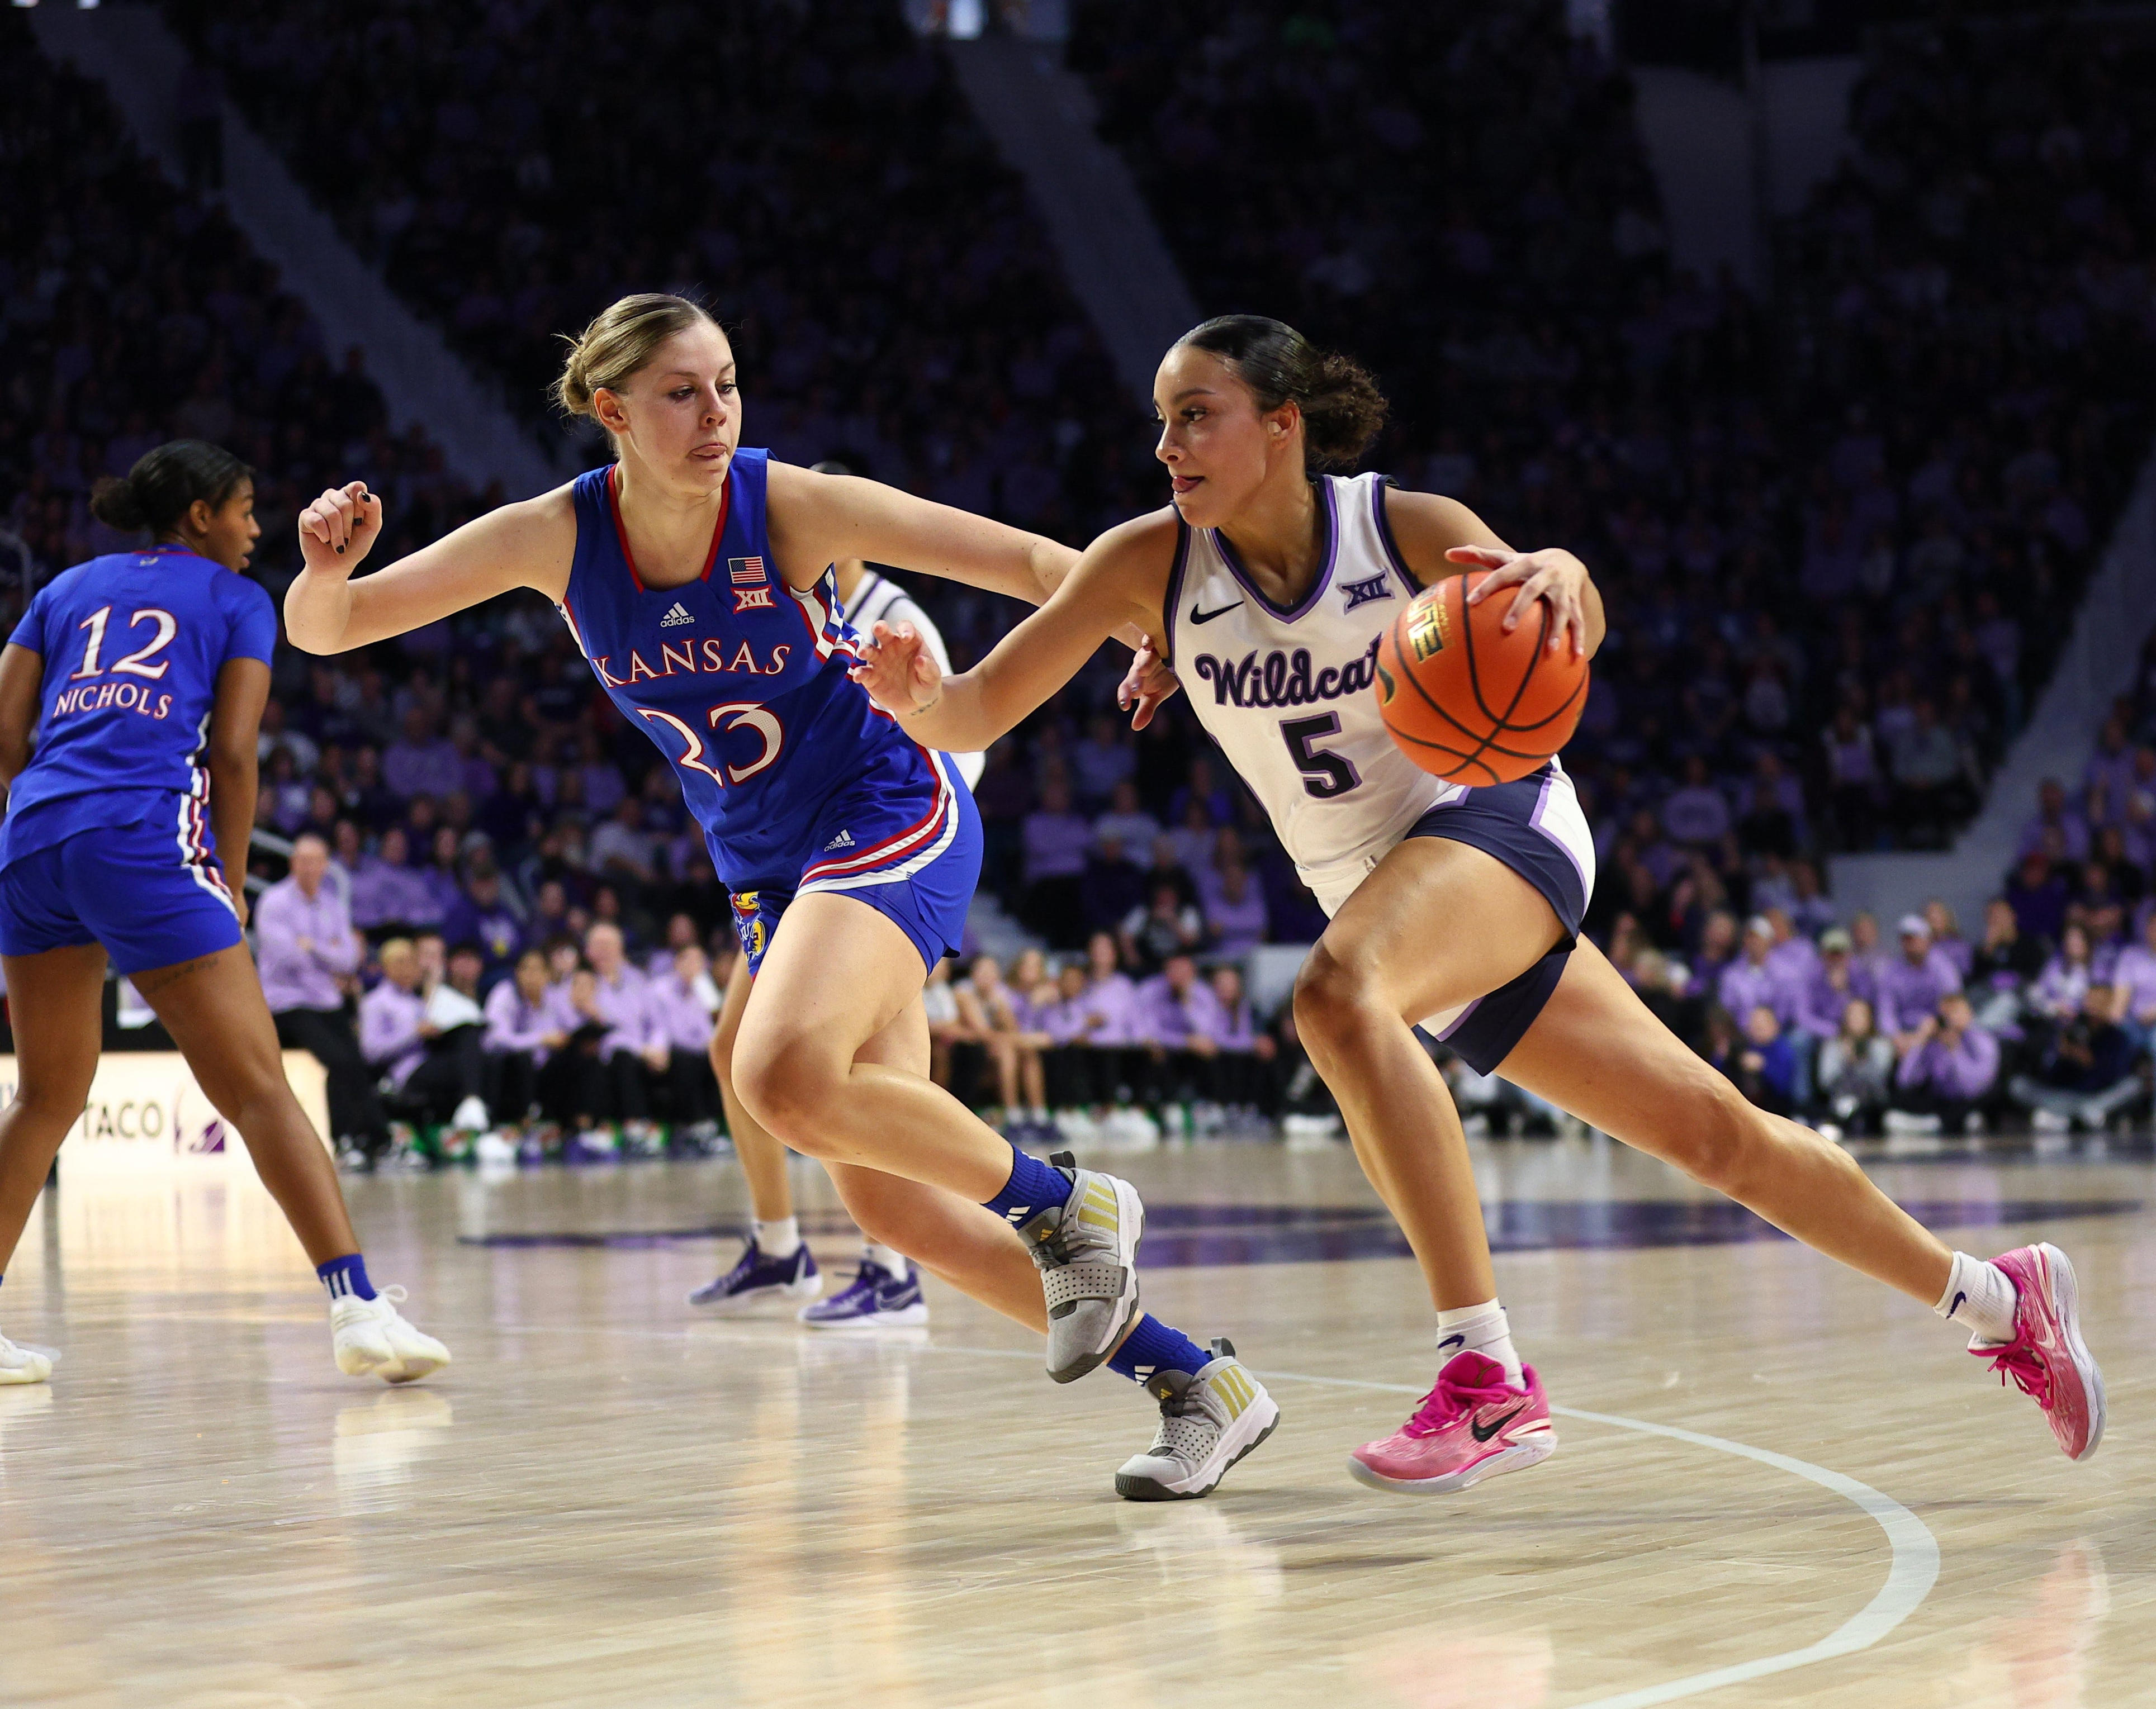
<box><xmin>9</xmin><ymin>1077</ymin><xmax>92</xmax><ymax>1123</ymax></box>
<box><xmin>1671</xmin><ymin>1068</ymin><xmax>1766</xmax><ymax>1194</ymax></box>
<box><xmin>732</xmin><ymin>1041</ymin><xmax>841</xmax><ymax>1148</ymax></box>
<box><xmin>1292</xmin><ymin>945</ymin><xmax>1381</xmax><ymax>1054</ymax></box>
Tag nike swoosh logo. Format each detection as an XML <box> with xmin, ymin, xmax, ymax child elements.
<box><xmin>1471</xmin><ymin>1404</ymin><xmax>1527</xmax><ymax>1444</ymax></box>
<box><xmin>1190</xmin><ymin>600</ymin><xmax>1244</xmax><ymax>625</ymax></box>
<box><xmin>1437</xmin><ymin>1335</ymin><xmax>1466</xmax><ymax>1353</ymax></box>
<box><xmin>1949</xmin><ymin>1290</ymin><xmax>1966</xmax><ymax>1317</ymax></box>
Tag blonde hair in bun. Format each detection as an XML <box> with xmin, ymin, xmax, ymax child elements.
<box><xmin>553</xmin><ymin>294</ymin><xmax>719</xmax><ymax>439</ymax></box>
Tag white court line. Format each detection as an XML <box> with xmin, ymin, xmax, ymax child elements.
<box><xmin>501</xmin><ymin>1321</ymin><xmax>1941</xmax><ymax>1702</ymax></box>
<box><xmin>1228</xmin><ymin>1366</ymin><xmax>1941</xmax><ymax>1709</ymax></box>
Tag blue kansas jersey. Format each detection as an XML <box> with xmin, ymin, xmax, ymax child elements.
<box><xmin>2</xmin><ymin>545</ymin><xmax>277</xmax><ymax>868</ymax></box>
<box><xmin>560</xmin><ymin>452</ymin><xmax>975</xmax><ymax>967</ymax></box>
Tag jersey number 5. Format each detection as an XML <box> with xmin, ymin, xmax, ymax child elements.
<box><xmin>1280</xmin><ymin>713</ymin><xmax>1360</xmax><ymax>799</ymax></box>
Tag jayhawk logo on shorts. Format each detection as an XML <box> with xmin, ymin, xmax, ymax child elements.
<box><xmin>729</xmin><ymin>891</ymin><xmax>769</xmax><ymax>962</ymax></box>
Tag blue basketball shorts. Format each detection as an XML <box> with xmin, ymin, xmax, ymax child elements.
<box><xmin>0</xmin><ymin>811</ymin><xmax>242</xmax><ymax>975</ymax></box>
<box><xmin>726</xmin><ymin>750</ymin><xmax>982</xmax><ymax>977</ymax></box>
<box><xmin>1314</xmin><ymin>763</ymin><xmax>1597</xmax><ymax>1075</ymax></box>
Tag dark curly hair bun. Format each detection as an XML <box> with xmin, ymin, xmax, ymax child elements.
<box><xmin>1175</xmin><ymin>315</ymin><xmax>1388</xmax><ymax>471</ymax></box>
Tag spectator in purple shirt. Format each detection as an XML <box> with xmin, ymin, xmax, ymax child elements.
<box><xmin>358</xmin><ymin>937</ymin><xmax>429</xmax><ymax>1092</ymax></box>
<box><xmin>348</xmin><ymin>826</ymin><xmax>440</xmax><ymax>933</ymax></box>
<box><xmin>1718</xmin><ymin>917</ymin><xmax>1798</xmax><ymax>1028</ymax></box>
<box><xmin>2016</xmin><ymin>778</ymin><xmax>2091</xmax><ymax>863</ymax></box>
<box><xmin>2108</xmin><ymin>910</ymin><xmax>2156</xmax><ymax>1047</ymax></box>
<box><xmin>1208</xmin><ymin>965</ymin><xmax>1277</xmax><ymax>1112</ymax></box>
<box><xmin>1889</xmin><ymin>993</ymin><xmax>2001</xmax><ymax>1134</ymax></box>
<box><xmin>1875</xmin><ymin>915</ymin><xmax>1964</xmax><ymax>1048</ymax></box>
<box><xmin>1135</xmin><ymin>953</ymin><xmax>1228</xmax><ymax>1105</ymax></box>
<box><xmin>1036</xmin><ymin>961</ymin><xmax>1100</xmax><ymax>1110</ymax></box>
<box><xmin>647</xmin><ymin>943</ymin><xmax>722</xmax><ymax>1137</ymax></box>
<box><xmin>1921</xmin><ymin>900</ymin><xmax>1972</xmax><ymax>980</ymax></box>
<box><xmin>2029</xmin><ymin>923</ymin><xmax>2105</xmax><ymax>1023</ymax></box>
<box><xmin>574</xmin><ymin>922</ymin><xmax>666</xmax><ymax>1138</ymax></box>
<box><xmin>382</xmin><ymin>706</ymin><xmax>465</xmax><ymax>803</ymax></box>
<box><xmin>1797</xmin><ymin>927</ymin><xmax>1876</xmax><ymax>1041</ymax></box>
<box><xmin>1019</xmin><ymin>777</ymin><xmax>1092</xmax><ymax>948</ymax></box>
<box><xmin>1199</xmin><ymin>847</ymin><xmax>1271</xmax><ymax>955</ymax></box>
<box><xmin>257</xmin><ymin>833</ymin><xmax>386</xmax><ymax>1158</ymax></box>
<box><xmin>482</xmin><ymin>947</ymin><xmax>570</xmax><ymax>1128</ymax></box>
<box><xmin>441</xmin><ymin>864</ymin><xmax>524</xmax><ymax>980</ymax></box>
<box><xmin>1661</xmin><ymin>756</ymin><xmax>1732</xmax><ymax>847</ymax></box>
<box><xmin>418</xmin><ymin>825</ymin><xmax>468</xmax><ymax>924</ymax></box>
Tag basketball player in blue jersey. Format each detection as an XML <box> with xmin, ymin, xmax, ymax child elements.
<box><xmin>854</xmin><ymin>314</ymin><xmax>2103</xmax><ymax>1490</ymax></box>
<box><xmin>0</xmin><ymin>442</ymin><xmax>448</xmax><ymax>1389</ymax></box>
<box><xmin>686</xmin><ymin>460</ymin><xmax>989</xmax><ymax>1328</ymax></box>
<box><xmin>286</xmin><ymin>295</ymin><xmax>1278</xmax><ymax>1499</ymax></box>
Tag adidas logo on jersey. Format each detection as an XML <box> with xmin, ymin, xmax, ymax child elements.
<box><xmin>822</xmin><ymin>829</ymin><xmax>855</xmax><ymax>851</ymax></box>
<box><xmin>659</xmin><ymin>602</ymin><xmax>695</xmax><ymax>628</ymax></box>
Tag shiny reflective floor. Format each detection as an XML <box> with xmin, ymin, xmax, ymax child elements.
<box><xmin>2</xmin><ymin>1135</ymin><xmax>2151</xmax><ymax>1708</ymax></box>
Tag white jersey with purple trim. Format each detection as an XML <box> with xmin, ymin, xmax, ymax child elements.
<box><xmin>841</xmin><ymin>569</ymin><xmax>985</xmax><ymax>790</ymax></box>
<box><xmin>1163</xmin><ymin>471</ymin><xmax>1461</xmax><ymax>898</ymax></box>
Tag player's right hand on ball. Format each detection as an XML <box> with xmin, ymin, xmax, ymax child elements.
<box><xmin>849</xmin><ymin>620</ymin><xmax>943</xmax><ymax>715</ymax></box>
<box><xmin>298</xmin><ymin>482</ymin><xmax>381</xmax><ymax>575</ymax></box>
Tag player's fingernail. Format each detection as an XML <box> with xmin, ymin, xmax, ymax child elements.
<box><xmin>335</xmin><ymin>543</ymin><xmax>345</xmax><ymax>554</ymax></box>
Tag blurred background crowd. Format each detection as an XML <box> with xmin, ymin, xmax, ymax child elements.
<box><xmin>4</xmin><ymin>1</ymin><xmax>2154</xmax><ymax>1159</ymax></box>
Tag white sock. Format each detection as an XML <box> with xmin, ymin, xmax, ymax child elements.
<box><xmin>754</xmin><ymin>1217</ymin><xmax>802</xmax><ymax>1259</ymax></box>
<box><xmin>863</xmin><ymin>1242</ymin><xmax>908</xmax><ymax>1276</ymax></box>
<box><xmin>1437</xmin><ymin>1299</ymin><xmax>1523</xmax><ymax>1388</ymax></box>
<box><xmin>1936</xmin><ymin>1251</ymin><xmax>2018</xmax><ymax>1345</ymax></box>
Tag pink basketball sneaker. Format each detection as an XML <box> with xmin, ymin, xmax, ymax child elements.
<box><xmin>1975</xmin><ymin>1243</ymin><xmax>2105</xmax><ymax>1462</ymax></box>
<box><xmin>1349</xmin><ymin>1351</ymin><xmax>1557</xmax><ymax>1494</ymax></box>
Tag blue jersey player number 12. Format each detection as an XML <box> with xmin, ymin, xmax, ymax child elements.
<box><xmin>285</xmin><ymin>294</ymin><xmax>1281</xmax><ymax>1499</ymax></box>
<box><xmin>0</xmin><ymin>439</ymin><xmax>448</xmax><ymax>1392</ymax></box>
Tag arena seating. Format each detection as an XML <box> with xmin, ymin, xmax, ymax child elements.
<box><xmin>1070</xmin><ymin>1</ymin><xmax>2155</xmax><ymax>889</ymax></box>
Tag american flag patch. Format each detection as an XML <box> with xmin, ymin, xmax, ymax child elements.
<box><xmin>728</xmin><ymin>556</ymin><xmax>767</xmax><ymax>586</ymax></box>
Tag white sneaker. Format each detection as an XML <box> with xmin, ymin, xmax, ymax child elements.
<box><xmin>2030</xmin><ymin>1107</ymin><xmax>2073</xmax><ymax>1134</ymax></box>
<box><xmin>1115</xmin><ymin>1339</ymin><xmax>1281</xmax><ymax>1501</ymax></box>
<box><xmin>1883</xmin><ymin>1109</ymin><xmax>1942</xmax><ymax>1136</ymax></box>
<box><xmin>451</xmin><ymin>1095</ymin><xmax>490</xmax><ymax>1132</ymax></box>
<box><xmin>0</xmin><ymin>1331</ymin><xmax>52</xmax><ymax>1386</ymax></box>
<box><xmin>330</xmin><ymin>1287</ymin><xmax>451</xmax><ymax>1385</ymax></box>
<box><xmin>473</xmin><ymin>1129</ymin><xmax>518</xmax><ymax>1166</ymax></box>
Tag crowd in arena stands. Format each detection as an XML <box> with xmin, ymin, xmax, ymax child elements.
<box><xmin>1072</xmin><ymin>0</ymin><xmax>2155</xmax><ymax>872</ymax></box>
<box><xmin>164</xmin><ymin>0</ymin><xmax>1160</xmax><ymax>549</ymax></box>
<box><xmin>0</xmin><ymin>16</ymin><xmax>494</xmax><ymax>629</ymax></box>
<box><xmin>11</xmin><ymin>7</ymin><xmax>2156</xmax><ymax>1161</ymax></box>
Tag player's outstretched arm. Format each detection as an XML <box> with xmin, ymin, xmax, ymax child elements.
<box><xmin>850</xmin><ymin>514</ymin><xmax>1170</xmax><ymax>753</ymax></box>
<box><xmin>286</xmin><ymin>482</ymin><xmax>576</xmax><ymax>655</ymax></box>
<box><xmin>1382</xmin><ymin>488</ymin><xmax>1605</xmax><ymax>659</ymax></box>
<box><xmin>766</xmin><ymin>461</ymin><xmax>1078</xmax><ymax>604</ymax></box>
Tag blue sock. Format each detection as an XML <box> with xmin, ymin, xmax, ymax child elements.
<box><xmin>980</xmin><ymin>1146</ymin><xmax>1073</xmax><ymax>1226</ymax></box>
<box><xmin>317</xmin><ymin>1254</ymin><xmax>376</xmax><ymax>1302</ymax></box>
<box><xmin>1108</xmin><ymin>1314</ymin><xmax>1212</xmax><ymax>1383</ymax></box>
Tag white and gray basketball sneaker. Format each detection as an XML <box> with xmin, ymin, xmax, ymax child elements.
<box><xmin>1116</xmin><ymin>1338</ymin><xmax>1280</xmax><ymax>1502</ymax></box>
<box><xmin>330</xmin><ymin>1285</ymin><xmax>451</xmax><ymax>1384</ymax></box>
<box><xmin>1017</xmin><ymin>1150</ymin><xmax>1146</xmax><ymax>1383</ymax></box>
<box><xmin>0</xmin><ymin>1330</ymin><xmax>52</xmax><ymax>1386</ymax></box>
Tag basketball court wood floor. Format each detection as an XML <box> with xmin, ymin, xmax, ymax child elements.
<box><xmin>2</xmin><ymin>1134</ymin><xmax>2149</xmax><ymax>1708</ymax></box>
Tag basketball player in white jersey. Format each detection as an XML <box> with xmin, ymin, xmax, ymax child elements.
<box><xmin>687</xmin><ymin>459</ymin><xmax>988</xmax><ymax>1327</ymax></box>
<box><xmin>852</xmin><ymin>315</ymin><xmax>2103</xmax><ymax>1489</ymax></box>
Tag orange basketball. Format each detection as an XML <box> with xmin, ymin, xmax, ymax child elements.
<box><xmin>1373</xmin><ymin>571</ymin><xmax>1589</xmax><ymax>785</ymax></box>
